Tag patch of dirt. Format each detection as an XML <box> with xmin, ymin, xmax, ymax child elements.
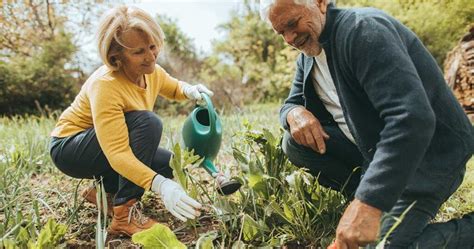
<box><xmin>21</xmin><ymin>161</ymin><xmax>235</xmax><ymax>248</ymax></box>
<box><xmin>40</xmin><ymin>172</ymin><xmax>222</xmax><ymax>248</ymax></box>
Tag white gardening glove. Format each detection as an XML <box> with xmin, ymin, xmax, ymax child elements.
<box><xmin>182</xmin><ymin>82</ymin><xmax>214</xmax><ymax>100</ymax></box>
<box><xmin>151</xmin><ymin>174</ymin><xmax>202</xmax><ymax>222</ymax></box>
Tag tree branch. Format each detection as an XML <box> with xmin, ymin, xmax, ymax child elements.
<box><xmin>45</xmin><ymin>0</ymin><xmax>56</xmax><ymax>37</ymax></box>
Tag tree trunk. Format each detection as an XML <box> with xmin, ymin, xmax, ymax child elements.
<box><xmin>444</xmin><ymin>24</ymin><xmax>474</xmax><ymax>122</ymax></box>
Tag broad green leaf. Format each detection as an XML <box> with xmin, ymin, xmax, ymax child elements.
<box><xmin>242</xmin><ymin>214</ymin><xmax>259</xmax><ymax>241</ymax></box>
<box><xmin>173</xmin><ymin>143</ymin><xmax>182</xmax><ymax>166</ymax></box>
<box><xmin>132</xmin><ymin>223</ymin><xmax>186</xmax><ymax>249</ymax></box>
<box><xmin>267</xmin><ymin>200</ymin><xmax>290</xmax><ymax>223</ymax></box>
<box><xmin>248</xmin><ymin>161</ymin><xmax>267</xmax><ymax>193</ymax></box>
<box><xmin>262</xmin><ymin>129</ymin><xmax>275</xmax><ymax>146</ymax></box>
<box><xmin>249</xmin><ymin>176</ymin><xmax>267</xmax><ymax>195</ymax></box>
<box><xmin>248</xmin><ymin>173</ymin><xmax>263</xmax><ymax>189</ymax></box>
<box><xmin>183</xmin><ymin>149</ymin><xmax>201</xmax><ymax>167</ymax></box>
<box><xmin>232</xmin><ymin>148</ymin><xmax>248</xmax><ymax>164</ymax></box>
<box><xmin>265</xmin><ymin>237</ymin><xmax>284</xmax><ymax>247</ymax></box>
<box><xmin>231</xmin><ymin>240</ymin><xmax>246</xmax><ymax>249</ymax></box>
<box><xmin>2</xmin><ymin>239</ymin><xmax>17</xmax><ymax>249</ymax></box>
<box><xmin>15</xmin><ymin>226</ymin><xmax>29</xmax><ymax>244</ymax></box>
<box><xmin>196</xmin><ymin>231</ymin><xmax>217</xmax><ymax>249</ymax></box>
<box><xmin>35</xmin><ymin>218</ymin><xmax>67</xmax><ymax>249</ymax></box>
<box><xmin>170</xmin><ymin>144</ymin><xmax>187</xmax><ymax>188</ymax></box>
<box><xmin>248</xmin><ymin>159</ymin><xmax>263</xmax><ymax>175</ymax></box>
<box><xmin>283</xmin><ymin>204</ymin><xmax>294</xmax><ymax>221</ymax></box>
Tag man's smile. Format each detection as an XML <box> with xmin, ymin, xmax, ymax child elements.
<box><xmin>295</xmin><ymin>35</ymin><xmax>309</xmax><ymax>48</ymax></box>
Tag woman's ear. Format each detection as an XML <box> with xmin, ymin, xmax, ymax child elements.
<box><xmin>109</xmin><ymin>55</ymin><xmax>116</xmax><ymax>66</ymax></box>
<box><xmin>109</xmin><ymin>52</ymin><xmax>122</xmax><ymax>67</ymax></box>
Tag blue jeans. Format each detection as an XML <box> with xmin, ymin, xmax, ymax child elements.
<box><xmin>49</xmin><ymin>111</ymin><xmax>173</xmax><ymax>205</ymax></box>
<box><xmin>282</xmin><ymin>125</ymin><xmax>474</xmax><ymax>248</ymax></box>
<box><xmin>378</xmin><ymin>155</ymin><xmax>474</xmax><ymax>249</ymax></box>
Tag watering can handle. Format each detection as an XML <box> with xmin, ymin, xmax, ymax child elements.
<box><xmin>200</xmin><ymin>93</ymin><xmax>217</xmax><ymax>134</ymax></box>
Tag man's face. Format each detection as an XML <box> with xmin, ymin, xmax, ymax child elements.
<box><xmin>269</xmin><ymin>0</ymin><xmax>327</xmax><ymax>57</ymax></box>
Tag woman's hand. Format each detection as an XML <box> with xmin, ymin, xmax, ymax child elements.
<box><xmin>182</xmin><ymin>82</ymin><xmax>214</xmax><ymax>100</ymax></box>
<box><xmin>151</xmin><ymin>174</ymin><xmax>202</xmax><ymax>222</ymax></box>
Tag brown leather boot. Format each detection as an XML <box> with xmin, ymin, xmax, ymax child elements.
<box><xmin>108</xmin><ymin>199</ymin><xmax>158</xmax><ymax>237</ymax></box>
<box><xmin>81</xmin><ymin>186</ymin><xmax>114</xmax><ymax>216</ymax></box>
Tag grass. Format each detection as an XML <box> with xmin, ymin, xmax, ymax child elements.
<box><xmin>435</xmin><ymin>158</ymin><xmax>474</xmax><ymax>221</ymax></box>
<box><xmin>0</xmin><ymin>103</ymin><xmax>473</xmax><ymax>248</ymax></box>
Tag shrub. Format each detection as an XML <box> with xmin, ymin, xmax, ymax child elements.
<box><xmin>0</xmin><ymin>32</ymin><xmax>78</xmax><ymax>115</ymax></box>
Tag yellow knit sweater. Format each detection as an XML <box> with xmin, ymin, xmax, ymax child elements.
<box><xmin>51</xmin><ymin>64</ymin><xmax>187</xmax><ymax>190</ymax></box>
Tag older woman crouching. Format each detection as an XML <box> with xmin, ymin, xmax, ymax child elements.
<box><xmin>49</xmin><ymin>6</ymin><xmax>210</xmax><ymax>236</ymax></box>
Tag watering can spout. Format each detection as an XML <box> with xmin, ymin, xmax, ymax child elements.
<box><xmin>203</xmin><ymin>159</ymin><xmax>219</xmax><ymax>175</ymax></box>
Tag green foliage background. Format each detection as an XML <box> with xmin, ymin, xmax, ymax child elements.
<box><xmin>0</xmin><ymin>33</ymin><xmax>77</xmax><ymax>115</ymax></box>
<box><xmin>1</xmin><ymin>0</ymin><xmax>472</xmax><ymax>115</ymax></box>
<box><xmin>339</xmin><ymin>0</ymin><xmax>474</xmax><ymax>65</ymax></box>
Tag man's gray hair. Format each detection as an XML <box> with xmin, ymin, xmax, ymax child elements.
<box><xmin>259</xmin><ymin>0</ymin><xmax>336</xmax><ymax>23</ymax></box>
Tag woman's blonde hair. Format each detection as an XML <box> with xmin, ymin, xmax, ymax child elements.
<box><xmin>96</xmin><ymin>5</ymin><xmax>165</xmax><ymax>71</ymax></box>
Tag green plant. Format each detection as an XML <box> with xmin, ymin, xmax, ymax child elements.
<box><xmin>202</xmin><ymin>1</ymin><xmax>298</xmax><ymax>105</ymax></box>
<box><xmin>169</xmin><ymin>143</ymin><xmax>206</xmax><ymax>201</ymax></box>
<box><xmin>1</xmin><ymin>106</ymin><xmax>473</xmax><ymax>247</ymax></box>
<box><xmin>0</xmin><ymin>115</ymin><xmax>74</xmax><ymax>248</ymax></box>
<box><xmin>1</xmin><ymin>218</ymin><xmax>67</xmax><ymax>249</ymax></box>
<box><xmin>195</xmin><ymin>231</ymin><xmax>218</xmax><ymax>249</ymax></box>
<box><xmin>32</xmin><ymin>218</ymin><xmax>67</xmax><ymax>249</ymax></box>
<box><xmin>131</xmin><ymin>223</ymin><xmax>186</xmax><ymax>249</ymax></box>
<box><xmin>203</xmin><ymin>123</ymin><xmax>347</xmax><ymax>247</ymax></box>
<box><xmin>94</xmin><ymin>179</ymin><xmax>108</xmax><ymax>249</ymax></box>
<box><xmin>0</xmin><ymin>33</ymin><xmax>78</xmax><ymax>115</ymax></box>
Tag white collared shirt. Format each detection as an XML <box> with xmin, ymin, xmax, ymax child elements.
<box><xmin>312</xmin><ymin>50</ymin><xmax>356</xmax><ymax>144</ymax></box>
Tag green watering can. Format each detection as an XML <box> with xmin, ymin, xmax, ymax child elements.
<box><xmin>182</xmin><ymin>93</ymin><xmax>241</xmax><ymax>195</ymax></box>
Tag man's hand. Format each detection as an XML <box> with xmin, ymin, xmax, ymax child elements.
<box><xmin>335</xmin><ymin>199</ymin><xmax>382</xmax><ymax>249</ymax></box>
<box><xmin>151</xmin><ymin>174</ymin><xmax>202</xmax><ymax>222</ymax></box>
<box><xmin>287</xmin><ymin>106</ymin><xmax>329</xmax><ymax>153</ymax></box>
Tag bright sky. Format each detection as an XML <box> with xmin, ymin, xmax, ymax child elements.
<box><xmin>129</xmin><ymin>0</ymin><xmax>245</xmax><ymax>53</ymax></box>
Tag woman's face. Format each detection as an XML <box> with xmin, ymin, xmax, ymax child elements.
<box><xmin>118</xmin><ymin>29</ymin><xmax>158</xmax><ymax>77</ymax></box>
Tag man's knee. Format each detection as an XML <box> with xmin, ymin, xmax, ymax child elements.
<box><xmin>282</xmin><ymin>131</ymin><xmax>312</xmax><ymax>167</ymax></box>
<box><xmin>281</xmin><ymin>131</ymin><xmax>292</xmax><ymax>155</ymax></box>
<box><xmin>282</xmin><ymin>131</ymin><xmax>296</xmax><ymax>159</ymax></box>
<box><xmin>281</xmin><ymin>130</ymin><xmax>361</xmax><ymax>195</ymax></box>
